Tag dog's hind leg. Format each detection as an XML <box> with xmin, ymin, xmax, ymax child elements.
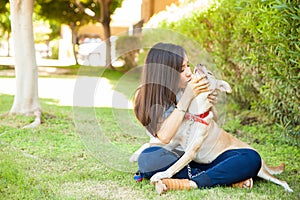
<box><xmin>257</xmin><ymin>164</ymin><xmax>293</xmax><ymax>192</ymax></box>
<box><xmin>262</xmin><ymin>160</ymin><xmax>285</xmax><ymax>175</ymax></box>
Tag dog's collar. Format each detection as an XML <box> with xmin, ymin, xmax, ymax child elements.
<box><xmin>185</xmin><ymin>111</ymin><xmax>210</xmax><ymax>126</ymax></box>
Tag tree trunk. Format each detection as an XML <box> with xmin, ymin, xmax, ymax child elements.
<box><xmin>9</xmin><ymin>0</ymin><xmax>42</xmax><ymax>128</ymax></box>
<box><xmin>70</xmin><ymin>23</ymin><xmax>79</xmax><ymax>65</ymax></box>
<box><xmin>103</xmin><ymin>21</ymin><xmax>113</xmax><ymax>69</ymax></box>
<box><xmin>99</xmin><ymin>0</ymin><xmax>114</xmax><ymax>69</ymax></box>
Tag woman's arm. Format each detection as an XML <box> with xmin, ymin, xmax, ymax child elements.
<box><xmin>156</xmin><ymin>75</ymin><xmax>209</xmax><ymax>144</ymax></box>
<box><xmin>156</xmin><ymin>108</ymin><xmax>187</xmax><ymax>144</ymax></box>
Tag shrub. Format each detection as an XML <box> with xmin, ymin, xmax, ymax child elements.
<box><xmin>159</xmin><ymin>0</ymin><xmax>300</xmax><ymax>137</ymax></box>
<box><xmin>115</xmin><ymin>35</ymin><xmax>141</xmax><ymax>70</ymax></box>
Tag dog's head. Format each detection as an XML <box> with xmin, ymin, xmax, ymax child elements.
<box><xmin>188</xmin><ymin>64</ymin><xmax>232</xmax><ymax>117</ymax></box>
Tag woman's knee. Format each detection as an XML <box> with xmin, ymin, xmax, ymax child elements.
<box><xmin>138</xmin><ymin>146</ymin><xmax>178</xmax><ymax>174</ymax></box>
<box><xmin>246</xmin><ymin>149</ymin><xmax>262</xmax><ymax>175</ymax></box>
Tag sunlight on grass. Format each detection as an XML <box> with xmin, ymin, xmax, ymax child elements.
<box><xmin>0</xmin><ymin>93</ymin><xmax>299</xmax><ymax>199</ymax></box>
<box><xmin>0</xmin><ymin>62</ymin><xmax>299</xmax><ymax>200</ymax></box>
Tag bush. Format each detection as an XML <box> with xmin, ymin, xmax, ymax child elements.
<box><xmin>159</xmin><ymin>0</ymin><xmax>300</xmax><ymax>137</ymax></box>
<box><xmin>115</xmin><ymin>35</ymin><xmax>141</xmax><ymax>70</ymax></box>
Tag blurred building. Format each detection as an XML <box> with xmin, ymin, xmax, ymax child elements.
<box><xmin>141</xmin><ymin>0</ymin><xmax>179</xmax><ymax>23</ymax></box>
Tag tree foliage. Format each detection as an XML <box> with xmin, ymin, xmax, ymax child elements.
<box><xmin>36</xmin><ymin>0</ymin><xmax>98</xmax><ymax>25</ymax></box>
<box><xmin>36</xmin><ymin>0</ymin><xmax>122</xmax><ymax>34</ymax></box>
<box><xmin>0</xmin><ymin>0</ymin><xmax>9</xmax><ymax>13</ymax></box>
<box><xmin>0</xmin><ymin>1</ymin><xmax>11</xmax><ymax>56</ymax></box>
<box><xmin>0</xmin><ymin>1</ymin><xmax>11</xmax><ymax>37</ymax></box>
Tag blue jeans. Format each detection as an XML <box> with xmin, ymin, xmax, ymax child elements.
<box><xmin>138</xmin><ymin>146</ymin><xmax>261</xmax><ymax>188</ymax></box>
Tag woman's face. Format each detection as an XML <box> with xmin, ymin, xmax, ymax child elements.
<box><xmin>178</xmin><ymin>57</ymin><xmax>192</xmax><ymax>89</ymax></box>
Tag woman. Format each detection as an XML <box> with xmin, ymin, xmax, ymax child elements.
<box><xmin>134</xmin><ymin>42</ymin><xmax>261</xmax><ymax>193</ymax></box>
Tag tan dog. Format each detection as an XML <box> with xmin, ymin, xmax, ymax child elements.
<box><xmin>131</xmin><ymin>65</ymin><xmax>293</xmax><ymax>192</ymax></box>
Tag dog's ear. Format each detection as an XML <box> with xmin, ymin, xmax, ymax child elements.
<box><xmin>217</xmin><ymin>80</ymin><xmax>232</xmax><ymax>93</ymax></box>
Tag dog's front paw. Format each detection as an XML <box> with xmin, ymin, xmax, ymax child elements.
<box><xmin>150</xmin><ymin>171</ymin><xmax>171</xmax><ymax>183</ymax></box>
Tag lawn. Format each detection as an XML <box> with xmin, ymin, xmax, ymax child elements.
<box><xmin>0</xmin><ymin>66</ymin><xmax>299</xmax><ymax>199</ymax></box>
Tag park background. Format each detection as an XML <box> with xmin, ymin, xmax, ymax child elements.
<box><xmin>0</xmin><ymin>0</ymin><xmax>299</xmax><ymax>199</ymax></box>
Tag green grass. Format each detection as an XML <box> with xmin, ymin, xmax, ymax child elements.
<box><xmin>0</xmin><ymin>68</ymin><xmax>299</xmax><ymax>199</ymax></box>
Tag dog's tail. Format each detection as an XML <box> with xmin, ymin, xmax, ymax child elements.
<box><xmin>263</xmin><ymin>160</ymin><xmax>285</xmax><ymax>175</ymax></box>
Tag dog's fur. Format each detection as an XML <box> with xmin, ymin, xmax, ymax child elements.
<box><xmin>131</xmin><ymin>65</ymin><xmax>293</xmax><ymax>192</ymax></box>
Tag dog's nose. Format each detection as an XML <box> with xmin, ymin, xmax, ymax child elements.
<box><xmin>195</xmin><ymin>64</ymin><xmax>206</xmax><ymax>75</ymax></box>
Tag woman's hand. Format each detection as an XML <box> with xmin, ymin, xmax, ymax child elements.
<box><xmin>176</xmin><ymin>75</ymin><xmax>209</xmax><ymax>112</ymax></box>
<box><xmin>208</xmin><ymin>91</ymin><xmax>218</xmax><ymax>105</ymax></box>
<box><xmin>186</xmin><ymin>74</ymin><xmax>210</xmax><ymax>99</ymax></box>
<box><xmin>184</xmin><ymin>75</ymin><xmax>209</xmax><ymax>101</ymax></box>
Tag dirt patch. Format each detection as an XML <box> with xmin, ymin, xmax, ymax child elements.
<box><xmin>59</xmin><ymin>180</ymin><xmax>149</xmax><ymax>200</ymax></box>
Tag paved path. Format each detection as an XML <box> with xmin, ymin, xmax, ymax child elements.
<box><xmin>0</xmin><ymin>57</ymin><xmax>133</xmax><ymax>109</ymax></box>
<box><xmin>0</xmin><ymin>77</ymin><xmax>133</xmax><ymax>109</ymax></box>
<box><xmin>0</xmin><ymin>57</ymin><xmax>132</xmax><ymax>108</ymax></box>
<box><xmin>0</xmin><ymin>56</ymin><xmax>74</xmax><ymax>67</ymax></box>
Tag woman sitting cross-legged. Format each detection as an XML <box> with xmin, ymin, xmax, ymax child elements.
<box><xmin>133</xmin><ymin>42</ymin><xmax>261</xmax><ymax>194</ymax></box>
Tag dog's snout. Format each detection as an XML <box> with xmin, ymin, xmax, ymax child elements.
<box><xmin>195</xmin><ymin>63</ymin><xmax>206</xmax><ymax>76</ymax></box>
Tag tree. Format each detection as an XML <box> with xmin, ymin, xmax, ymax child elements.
<box><xmin>9</xmin><ymin>0</ymin><xmax>41</xmax><ymax>128</ymax></box>
<box><xmin>75</xmin><ymin>0</ymin><xmax>116</xmax><ymax>68</ymax></box>
<box><xmin>73</xmin><ymin>0</ymin><xmax>123</xmax><ymax>69</ymax></box>
<box><xmin>37</xmin><ymin>0</ymin><xmax>123</xmax><ymax>68</ymax></box>
<box><xmin>74</xmin><ymin>0</ymin><xmax>123</xmax><ymax>68</ymax></box>
<box><xmin>96</xmin><ymin>0</ymin><xmax>116</xmax><ymax>69</ymax></box>
<box><xmin>36</xmin><ymin>0</ymin><xmax>95</xmax><ymax>64</ymax></box>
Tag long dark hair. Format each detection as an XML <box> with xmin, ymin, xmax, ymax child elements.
<box><xmin>134</xmin><ymin>43</ymin><xmax>186</xmax><ymax>136</ymax></box>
